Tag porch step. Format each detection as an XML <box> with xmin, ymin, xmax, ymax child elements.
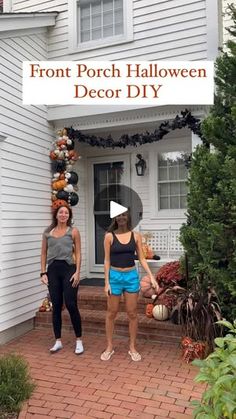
<box><xmin>35</xmin><ymin>309</ymin><xmax>181</xmax><ymax>344</ymax></box>
<box><xmin>35</xmin><ymin>286</ymin><xmax>182</xmax><ymax>344</ymax></box>
<box><xmin>78</xmin><ymin>285</ymin><xmax>148</xmax><ymax>314</ymax></box>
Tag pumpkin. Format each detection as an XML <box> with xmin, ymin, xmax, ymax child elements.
<box><xmin>140</xmin><ymin>275</ymin><xmax>156</xmax><ymax>298</ymax></box>
<box><xmin>146</xmin><ymin>303</ymin><xmax>154</xmax><ymax>318</ymax></box>
<box><xmin>146</xmin><ymin>246</ymin><xmax>154</xmax><ymax>259</ymax></box>
<box><xmin>52</xmin><ymin>180</ymin><xmax>67</xmax><ymax>190</ymax></box>
<box><xmin>50</xmin><ymin>150</ymin><xmax>57</xmax><ymax>160</ymax></box>
<box><xmin>51</xmin><ymin>199</ymin><xmax>68</xmax><ymax>210</ymax></box>
<box><xmin>152</xmin><ymin>304</ymin><xmax>169</xmax><ymax>321</ymax></box>
<box><xmin>68</xmin><ymin>150</ymin><xmax>78</xmax><ymax>160</ymax></box>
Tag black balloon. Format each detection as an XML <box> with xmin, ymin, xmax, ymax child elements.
<box><xmin>66</xmin><ymin>139</ymin><xmax>75</xmax><ymax>150</ymax></box>
<box><xmin>67</xmin><ymin>171</ymin><xmax>78</xmax><ymax>185</ymax></box>
<box><xmin>51</xmin><ymin>160</ymin><xmax>66</xmax><ymax>173</ymax></box>
<box><xmin>56</xmin><ymin>190</ymin><xmax>69</xmax><ymax>201</ymax></box>
<box><xmin>69</xmin><ymin>192</ymin><xmax>79</xmax><ymax>206</ymax></box>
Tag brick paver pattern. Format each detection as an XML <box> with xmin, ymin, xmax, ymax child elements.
<box><xmin>0</xmin><ymin>329</ymin><xmax>206</xmax><ymax>418</ymax></box>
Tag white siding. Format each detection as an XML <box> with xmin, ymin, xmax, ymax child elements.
<box><xmin>0</xmin><ymin>31</ymin><xmax>55</xmax><ymax>333</ymax></box>
<box><xmin>11</xmin><ymin>0</ymin><xmax>208</xmax><ymax>61</ymax></box>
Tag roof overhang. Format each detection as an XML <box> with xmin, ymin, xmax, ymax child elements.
<box><xmin>0</xmin><ymin>12</ymin><xmax>57</xmax><ymax>32</ymax></box>
<box><xmin>48</xmin><ymin>104</ymin><xmax>209</xmax><ymax>132</ymax></box>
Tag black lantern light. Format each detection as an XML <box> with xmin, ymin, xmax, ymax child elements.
<box><xmin>135</xmin><ymin>154</ymin><xmax>146</xmax><ymax>176</ymax></box>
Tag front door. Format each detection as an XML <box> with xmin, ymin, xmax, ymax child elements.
<box><xmin>88</xmin><ymin>155</ymin><xmax>130</xmax><ymax>274</ymax></box>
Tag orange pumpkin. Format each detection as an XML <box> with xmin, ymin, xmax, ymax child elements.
<box><xmin>146</xmin><ymin>246</ymin><xmax>154</xmax><ymax>259</ymax></box>
<box><xmin>68</xmin><ymin>150</ymin><xmax>78</xmax><ymax>160</ymax></box>
<box><xmin>50</xmin><ymin>150</ymin><xmax>57</xmax><ymax>160</ymax></box>
<box><xmin>140</xmin><ymin>275</ymin><xmax>156</xmax><ymax>298</ymax></box>
<box><xmin>146</xmin><ymin>303</ymin><xmax>154</xmax><ymax>318</ymax></box>
<box><xmin>51</xmin><ymin>199</ymin><xmax>68</xmax><ymax>210</ymax></box>
<box><xmin>52</xmin><ymin>180</ymin><xmax>67</xmax><ymax>190</ymax></box>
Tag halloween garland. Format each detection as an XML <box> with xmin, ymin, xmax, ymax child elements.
<box><xmin>65</xmin><ymin>109</ymin><xmax>203</xmax><ymax>149</ymax></box>
<box><xmin>50</xmin><ymin>128</ymin><xmax>80</xmax><ymax>210</ymax></box>
<box><xmin>49</xmin><ymin>110</ymin><xmax>202</xmax><ymax>209</ymax></box>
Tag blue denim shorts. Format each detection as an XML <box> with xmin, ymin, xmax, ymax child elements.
<box><xmin>109</xmin><ymin>267</ymin><xmax>140</xmax><ymax>296</ymax></box>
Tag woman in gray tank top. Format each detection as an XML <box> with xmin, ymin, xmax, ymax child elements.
<box><xmin>40</xmin><ymin>205</ymin><xmax>83</xmax><ymax>354</ymax></box>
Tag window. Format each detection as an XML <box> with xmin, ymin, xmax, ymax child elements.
<box><xmin>0</xmin><ymin>0</ymin><xmax>3</xmax><ymax>12</ymax></box>
<box><xmin>79</xmin><ymin>0</ymin><xmax>123</xmax><ymax>44</ymax></box>
<box><xmin>158</xmin><ymin>152</ymin><xmax>188</xmax><ymax>210</ymax></box>
<box><xmin>69</xmin><ymin>0</ymin><xmax>133</xmax><ymax>52</ymax></box>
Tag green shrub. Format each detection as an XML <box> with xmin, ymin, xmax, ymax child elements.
<box><xmin>192</xmin><ymin>320</ymin><xmax>236</xmax><ymax>419</ymax></box>
<box><xmin>0</xmin><ymin>353</ymin><xmax>35</xmax><ymax>415</ymax></box>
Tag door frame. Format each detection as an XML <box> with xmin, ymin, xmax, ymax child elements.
<box><xmin>87</xmin><ymin>154</ymin><xmax>131</xmax><ymax>275</ymax></box>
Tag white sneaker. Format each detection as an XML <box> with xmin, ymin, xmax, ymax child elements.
<box><xmin>75</xmin><ymin>340</ymin><xmax>84</xmax><ymax>355</ymax></box>
<box><xmin>49</xmin><ymin>341</ymin><xmax>63</xmax><ymax>353</ymax></box>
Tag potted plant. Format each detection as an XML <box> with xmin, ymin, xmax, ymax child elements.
<box><xmin>169</xmin><ymin>278</ymin><xmax>223</xmax><ymax>360</ymax></box>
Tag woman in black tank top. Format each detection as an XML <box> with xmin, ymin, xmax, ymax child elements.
<box><xmin>101</xmin><ymin>210</ymin><xmax>159</xmax><ymax>362</ymax></box>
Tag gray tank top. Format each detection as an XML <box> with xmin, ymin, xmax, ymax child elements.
<box><xmin>45</xmin><ymin>227</ymin><xmax>74</xmax><ymax>266</ymax></box>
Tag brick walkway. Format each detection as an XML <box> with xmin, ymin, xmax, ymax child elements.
<box><xmin>0</xmin><ymin>329</ymin><xmax>206</xmax><ymax>419</ymax></box>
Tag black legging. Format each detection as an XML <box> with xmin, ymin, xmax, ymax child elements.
<box><xmin>47</xmin><ymin>260</ymin><xmax>82</xmax><ymax>339</ymax></box>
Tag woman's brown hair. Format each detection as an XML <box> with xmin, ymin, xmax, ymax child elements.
<box><xmin>107</xmin><ymin>210</ymin><xmax>132</xmax><ymax>232</ymax></box>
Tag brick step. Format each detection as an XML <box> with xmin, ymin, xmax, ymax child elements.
<box><xmin>78</xmin><ymin>286</ymin><xmax>149</xmax><ymax>314</ymax></box>
<box><xmin>35</xmin><ymin>308</ymin><xmax>182</xmax><ymax>344</ymax></box>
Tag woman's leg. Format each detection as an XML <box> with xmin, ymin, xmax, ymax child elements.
<box><xmin>47</xmin><ymin>262</ymin><xmax>63</xmax><ymax>340</ymax></box>
<box><xmin>62</xmin><ymin>263</ymin><xmax>82</xmax><ymax>338</ymax></box>
<box><xmin>105</xmin><ymin>295</ymin><xmax>121</xmax><ymax>351</ymax></box>
<box><xmin>124</xmin><ymin>292</ymin><xmax>139</xmax><ymax>353</ymax></box>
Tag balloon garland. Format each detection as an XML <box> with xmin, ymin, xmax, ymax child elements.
<box><xmin>50</xmin><ymin>128</ymin><xmax>80</xmax><ymax>210</ymax></box>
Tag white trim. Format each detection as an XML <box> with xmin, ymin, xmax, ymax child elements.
<box><xmin>3</xmin><ymin>0</ymin><xmax>12</xmax><ymax>13</ymax></box>
<box><xmin>68</xmin><ymin>0</ymin><xmax>133</xmax><ymax>53</ymax></box>
<box><xmin>205</xmin><ymin>0</ymin><xmax>220</xmax><ymax>59</ymax></box>
<box><xmin>191</xmin><ymin>132</ymin><xmax>202</xmax><ymax>151</ymax></box>
<box><xmin>87</xmin><ymin>154</ymin><xmax>130</xmax><ymax>275</ymax></box>
<box><xmin>0</xmin><ymin>13</ymin><xmax>57</xmax><ymax>33</ymax></box>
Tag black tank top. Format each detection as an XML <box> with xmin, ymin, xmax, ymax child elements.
<box><xmin>110</xmin><ymin>231</ymin><xmax>136</xmax><ymax>268</ymax></box>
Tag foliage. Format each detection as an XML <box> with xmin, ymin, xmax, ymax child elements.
<box><xmin>192</xmin><ymin>319</ymin><xmax>236</xmax><ymax>419</ymax></box>
<box><xmin>180</xmin><ymin>5</ymin><xmax>236</xmax><ymax>320</ymax></box>
<box><xmin>0</xmin><ymin>354</ymin><xmax>35</xmax><ymax>415</ymax></box>
<box><xmin>156</xmin><ymin>261</ymin><xmax>184</xmax><ymax>287</ymax></box>
<box><xmin>169</xmin><ymin>278</ymin><xmax>222</xmax><ymax>353</ymax></box>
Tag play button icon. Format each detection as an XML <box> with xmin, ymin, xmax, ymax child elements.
<box><xmin>110</xmin><ymin>201</ymin><xmax>127</xmax><ymax>218</ymax></box>
<box><xmin>94</xmin><ymin>184</ymin><xmax>143</xmax><ymax>231</ymax></box>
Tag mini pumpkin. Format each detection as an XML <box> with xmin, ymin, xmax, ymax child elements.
<box><xmin>145</xmin><ymin>303</ymin><xmax>154</xmax><ymax>318</ymax></box>
<box><xmin>50</xmin><ymin>150</ymin><xmax>57</xmax><ymax>160</ymax></box>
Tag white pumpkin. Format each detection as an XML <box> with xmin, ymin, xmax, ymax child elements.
<box><xmin>152</xmin><ymin>304</ymin><xmax>169</xmax><ymax>321</ymax></box>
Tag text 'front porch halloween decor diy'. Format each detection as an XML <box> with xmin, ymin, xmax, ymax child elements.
<box><xmin>50</xmin><ymin>128</ymin><xmax>80</xmax><ymax>210</ymax></box>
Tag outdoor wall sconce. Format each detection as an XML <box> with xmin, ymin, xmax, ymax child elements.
<box><xmin>135</xmin><ymin>154</ymin><xmax>146</xmax><ymax>176</ymax></box>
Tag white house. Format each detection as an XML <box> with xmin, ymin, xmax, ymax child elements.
<box><xmin>0</xmin><ymin>0</ymin><xmax>232</xmax><ymax>343</ymax></box>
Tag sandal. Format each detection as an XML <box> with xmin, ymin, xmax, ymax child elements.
<box><xmin>100</xmin><ymin>349</ymin><xmax>114</xmax><ymax>361</ymax></box>
<box><xmin>128</xmin><ymin>350</ymin><xmax>142</xmax><ymax>362</ymax></box>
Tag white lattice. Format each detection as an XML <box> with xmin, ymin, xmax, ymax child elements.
<box><xmin>140</xmin><ymin>227</ymin><xmax>184</xmax><ymax>259</ymax></box>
